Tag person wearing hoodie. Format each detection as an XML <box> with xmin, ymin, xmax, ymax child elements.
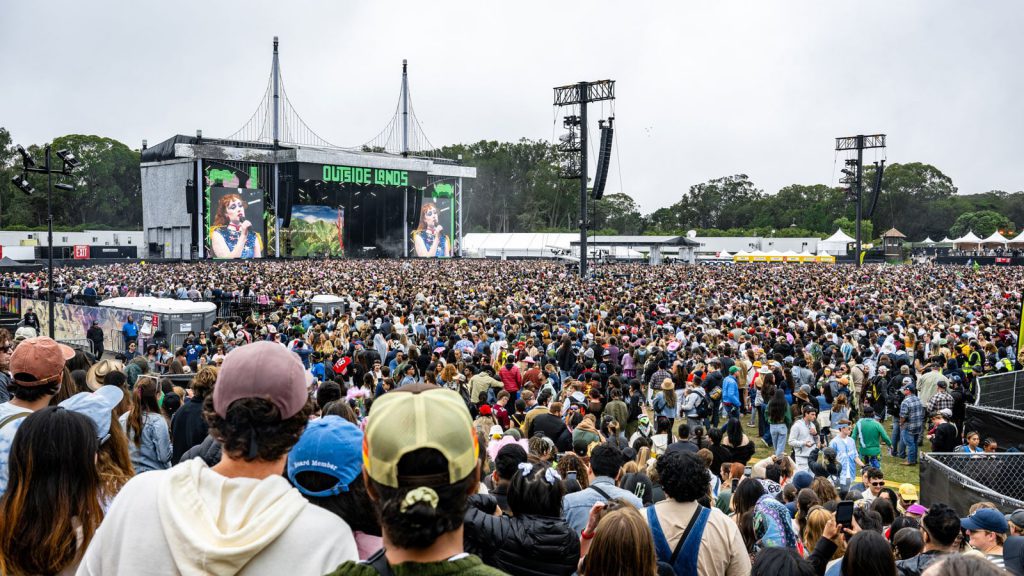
<box><xmin>78</xmin><ymin>341</ymin><xmax>358</xmax><ymax>575</ymax></box>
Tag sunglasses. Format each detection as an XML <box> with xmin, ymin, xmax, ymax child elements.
<box><xmin>870</xmin><ymin>481</ymin><xmax>886</xmax><ymax>487</ymax></box>
<box><xmin>0</xmin><ymin>345</ymin><xmax>12</xmax><ymax>353</ymax></box>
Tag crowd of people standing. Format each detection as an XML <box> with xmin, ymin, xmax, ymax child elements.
<box><xmin>0</xmin><ymin>259</ymin><xmax>1022</xmax><ymax>574</ymax></box>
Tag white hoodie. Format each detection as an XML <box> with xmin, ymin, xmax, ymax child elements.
<box><xmin>77</xmin><ymin>458</ymin><xmax>358</xmax><ymax>575</ymax></box>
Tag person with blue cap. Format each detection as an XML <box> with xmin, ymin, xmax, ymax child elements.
<box><xmin>288</xmin><ymin>415</ymin><xmax>381</xmax><ymax>560</ymax></box>
<box><xmin>962</xmin><ymin>508</ymin><xmax>1009</xmax><ymax>569</ymax></box>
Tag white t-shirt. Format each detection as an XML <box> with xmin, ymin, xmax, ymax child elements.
<box><xmin>0</xmin><ymin>402</ymin><xmax>33</xmax><ymax>496</ymax></box>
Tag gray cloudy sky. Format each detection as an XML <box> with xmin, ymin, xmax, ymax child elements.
<box><xmin>2</xmin><ymin>0</ymin><xmax>1021</xmax><ymax>212</ymax></box>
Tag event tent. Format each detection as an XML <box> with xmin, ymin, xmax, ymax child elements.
<box><xmin>819</xmin><ymin>229</ymin><xmax>855</xmax><ymax>256</ymax></box>
<box><xmin>953</xmin><ymin>231</ymin><xmax>983</xmax><ymax>250</ymax></box>
<box><xmin>981</xmin><ymin>231</ymin><xmax>1009</xmax><ymax>247</ymax></box>
<box><xmin>922</xmin><ymin>237</ymin><xmax>935</xmax><ymax>244</ymax></box>
<box><xmin>1009</xmin><ymin>232</ymin><xmax>1024</xmax><ymax>245</ymax></box>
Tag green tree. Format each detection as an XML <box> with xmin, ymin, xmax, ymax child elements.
<box><xmin>948</xmin><ymin>210</ymin><xmax>1014</xmax><ymax>238</ymax></box>
<box><xmin>592</xmin><ymin>193</ymin><xmax>643</xmax><ymax>235</ymax></box>
<box><xmin>833</xmin><ymin>217</ymin><xmax>874</xmax><ymax>243</ymax></box>
<box><xmin>867</xmin><ymin>162</ymin><xmax>956</xmax><ymax>240</ymax></box>
<box><xmin>675</xmin><ymin>175</ymin><xmax>763</xmax><ymax>230</ymax></box>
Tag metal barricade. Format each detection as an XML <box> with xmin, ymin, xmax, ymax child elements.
<box><xmin>58</xmin><ymin>338</ymin><xmax>94</xmax><ymax>356</ymax></box>
<box><xmin>976</xmin><ymin>371</ymin><xmax>1024</xmax><ymax>411</ymax></box>
<box><xmin>921</xmin><ymin>452</ymin><xmax>1024</xmax><ymax>514</ymax></box>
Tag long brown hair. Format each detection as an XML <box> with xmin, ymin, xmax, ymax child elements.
<box><xmin>0</xmin><ymin>407</ymin><xmax>104</xmax><ymax>575</ymax></box>
<box><xmin>126</xmin><ymin>377</ymin><xmax>164</xmax><ymax>448</ymax></box>
<box><xmin>580</xmin><ymin>506</ymin><xmax>658</xmax><ymax>576</ymax></box>
<box><xmin>98</xmin><ymin>418</ymin><xmax>135</xmax><ymax>500</ymax></box>
<box><xmin>212</xmin><ymin>192</ymin><xmax>244</xmax><ymax>228</ymax></box>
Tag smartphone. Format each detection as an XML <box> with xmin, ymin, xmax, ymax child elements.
<box><xmin>731</xmin><ymin>478</ymin><xmax>739</xmax><ymax>492</ymax></box>
<box><xmin>835</xmin><ymin>501</ymin><xmax>854</xmax><ymax>529</ymax></box>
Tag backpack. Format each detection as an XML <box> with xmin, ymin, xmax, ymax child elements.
<box><xmin>693</xmin><ymin>390</ymin><xmax>712</xmax><ymax>418</ymax></box>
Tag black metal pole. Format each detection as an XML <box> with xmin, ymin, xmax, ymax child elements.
<box><xmin>46</xmin><ymin>146</ymin><xmax>54</xmax><ymax>338</ymax></box>
<box><xmin>579</xmin><ymin>82</ymin><xmax>588</xmax><ymax>278</ymax></box>
<box><xmin>855</xmin><ymin>135</ymin><xmax>864</xmax><ymax>268</ymax></box>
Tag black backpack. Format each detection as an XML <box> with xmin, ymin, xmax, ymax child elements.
<box><xmin>692</xmin><ymin>390</ymin><xmax>712</xmax><ymax>418</ymax></box>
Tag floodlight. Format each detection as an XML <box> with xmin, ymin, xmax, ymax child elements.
<box><xmin>11</xmin><ymin>175</ymin><xmax>35</xmax><ymax>195</ymax></box>
<box><xmin>16</xmin><ymin>145</ymin><xmax>36</xmax><ymax>169</ymax></box>
<box><xmin>55</xmin><ymin>183</ymin><xmax>75</xmax><ymax>191</ymax></box>
<box><xmin>57</xmin><ymin>149</ymin><xmax>80</xmax><ymax>170</ymax></box>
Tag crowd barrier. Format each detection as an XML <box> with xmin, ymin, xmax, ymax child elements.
<box><xmin>965</xmin><ymin>404</ymin><xmax>1024</xmax><ymax>451</ymax></box>
<box><xmin>976</xmin><ymin>370</ymin><xmax>1024</xmax><ymax>411</ymax></box>
<box><xmin>920</xmin><ymin>453</ymin><xmax>1024</xmax><ymax>514</ymax></box>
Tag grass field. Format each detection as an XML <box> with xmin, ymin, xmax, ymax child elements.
<box><xmin>742</xmin><ymin>416</ymin><xmax>928</xmax><ymax>489</ymax></box>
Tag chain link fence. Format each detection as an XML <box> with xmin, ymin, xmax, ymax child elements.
<box><xmin>921</xmin><ymin>452</ymin><xmax>1024</xmax><ymax>514</ymax></box>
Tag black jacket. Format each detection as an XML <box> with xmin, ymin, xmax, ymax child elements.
<box><xmin>929</xmin><ymin>422</ymin><xmax>959</xmax><ymax>453</ymax></box>
<box><xmin>171</xmin><ymin>397</ymin><xmax>209</xmax><ymax>465</ymax></box>
<box><xmin>464</xmin><ymin>494</ymin><xmax>580</xmax><ymax>576</ymax></box>
<box><xmin>530</xmin><ymin>413</ymin><xmax>572</xmax><ymax>453</ymax></box>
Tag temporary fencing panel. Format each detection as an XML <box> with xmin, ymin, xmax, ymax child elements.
<box><xmin>920</xmin><ymin>453</ymin><xmax>1024</xmax><ymax>514</ymax></box>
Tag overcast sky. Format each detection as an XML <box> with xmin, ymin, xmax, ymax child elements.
<box><xmin>2</xmin><ymin>1</ymin><xmax>1021</xmax><ymax>212</ymax></box>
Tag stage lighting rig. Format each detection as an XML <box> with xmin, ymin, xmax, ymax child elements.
<box><xmin>10</xmin><ymin>175</ymin><xmax>34</xmax><ymax>195</ymax></box>
<box><xmin>57</xmin><ymin>149</ymin><xmax>80</xmax><ymax>170</ymax></box>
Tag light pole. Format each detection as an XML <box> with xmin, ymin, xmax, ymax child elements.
<box><xmin>11</xmin><ymin>144</ymin><xmax>79</xmax><ymax>339</ymax></box>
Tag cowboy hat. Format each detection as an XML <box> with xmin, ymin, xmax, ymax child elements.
<box><xmin>86</xmin><ymin>359</ymin><xmax>125</xmax><ymax>391</ymax></box>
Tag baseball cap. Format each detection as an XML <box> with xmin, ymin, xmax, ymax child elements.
<box><xmin>213</xmin><ymin>341</ymin><xmax>309</xmax><ymax>419</ymax></box>
<box><xmin>898</xmin><ymin>483</ymin><xmax>918</xmax><ymax>502</ymax></box>
<box><xmin>728</xmin><ymin>366</ymin><xmax>740</xmax><ymax>374</ymax></box>
<box><xmin>363</xmin><ymin>385</ymin><xmax>478</xmax><ymax>488</ymax></box>
<box><xmin>287</xmin><ymin>416</ymin><xmax>364</xmax><ymax>497</ymax></box>
<box><xmin>59</xmin><ymin>385</ymin><xmax>124</xmax><ymax>442</ymax></box>
<box><xmin>1007</xmin><ymin>509</ymin><xmax>1024</xmax><ymax>529</ymax></box>
<box><xmin>10</xmin><ymin>337</ymin><xmax>75</xmax><ymax>386</ymax></box>
<box><xmin>906</xmin><ymin>503</ymin><xmax>928</xmax><ymax>516</ymax></box>
<box><xmin>962</xmin><ymin>508</ymin><xmax>1009</xmax><ymax>533</ymax></box>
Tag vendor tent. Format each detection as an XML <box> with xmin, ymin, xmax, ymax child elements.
<box><xmin>819</xmin><ymin>229</ymin><xmax>855</xmax><ymax>256</ymax></box>
<box><xmin>922</xmin><ymin>237</ymin><xmax>935</xmax><ymax>244</ymax></box>
<box><xmin>781</xmin><ymin>250</ymin><xmax>799</xmax><ymax>262</ymax></box>
<box><xmin>816</xmin><ymin>254</ymin><xmax>836</xmax><ymax>263</ymax></box>
<box><xmin>732</xmin><ymin>251</ymin><xmax>751</xmax><ymax>262</ymax></box>
<box><xmin>1009</xmin><ymin>232</ymin><xmax>1024</xmax><ymax>245</ymax></box>
<box><xmin>797</xmin><ymin>251</ymin><xmax>817</xmax><ymax>263</ymax></box>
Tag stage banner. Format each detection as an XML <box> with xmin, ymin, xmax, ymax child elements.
<box><xmin>299</xmin><ymin>163</ymin><xmax>427</xmax><ymax>189</ymax></box>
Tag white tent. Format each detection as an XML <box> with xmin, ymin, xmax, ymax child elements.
<box><xmin>819</xmin><ymin>229</ymin><xmax>855</xmax><ymax>256</ymax></box>
<box><xmin>921</xmin><ymin>237</ymin><xmax>935</xmax><ymax>244</ymax></box>
<box><xmin>1008</xmin><ymin>232</ymin><xmax>1024</xmax><ymax>245</ymax></box>
<box><xmin>953</xmin><ymin>231</ymin><xmax>983</xmax><ymax>249</ymax></box>
<box><xmin>940</xmin><ymin>237</ymin><xmax>955</xmax><ymax>244</ymax></box>
<box><xmin>981</xmin><ymin>231</ymin><xmax>1009</xmax><ymax>247</ymax></box>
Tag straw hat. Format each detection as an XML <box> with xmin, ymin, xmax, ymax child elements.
<box><xmin>86</xmin><ymin>359</ymin><xmax>124</xmax><ymax>391</ymax></box>
<box><xmin>660</xmin><ymin>378</ymin><xmax>675</xmax><ymax>391</ymax></box>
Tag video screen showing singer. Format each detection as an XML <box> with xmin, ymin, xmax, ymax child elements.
<box><xmin>210</xmin><ymin>192</ymin><xmax>263</xmax><ymax>259</ymax></box>
<box><xmin>411</xmin><ymin>202</ymin><xmax>450</xmax><ymax>258</ymax></box>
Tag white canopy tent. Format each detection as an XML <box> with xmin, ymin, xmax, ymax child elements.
<box><xmin>952</xmin><ymin>231</ymin><xmax>983</xmax><ymax>250</ymax></box>
<box><xmin>981</xmin><ymin>231</ymin><xmax>1009</xmax><ymax>247</ymax></box>
<box><xmin>819</xmin><ymin>229</ymin><xmax>855</xmax><ymax>256</ymax></box>
<box><xmin>1008</xmin><ymin>232</ymin><xmax>1024</xmax><ymax>245</ymax></box>
<box><xmin>921</xmin><ymin>237</ymin><xmax>935</xmax><ymax>244</ymax></box>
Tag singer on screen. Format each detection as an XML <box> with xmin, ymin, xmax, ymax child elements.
<box><xmin>411</xmin><ymin>202</ymin><xmax>450</xmax><ymax>258</ymax></box>
<box><xmin>210</xmin><ymin>193</ymin><xmax>263</xmax><ymax>259</ymax></box>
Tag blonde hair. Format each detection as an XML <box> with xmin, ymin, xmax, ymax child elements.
<box><xmin>804</xmin><ymin>507</ymin><xmax>844</xmax><ymax>560</ymax></box>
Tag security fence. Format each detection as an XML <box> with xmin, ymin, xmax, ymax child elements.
<box><xmin>920</xmin><ymin>452</ymin><xmax>1024</xmax><ymax>514</ymax></box>
<box><xmin>976</xmin><ymin>370</ymin><xmax>1024</xmax><ymax>411</ymax></box>
<box><xmin>965</xmin><ymin>404</ymin><xmax>1024</xmax><ymax>451</ymax></box>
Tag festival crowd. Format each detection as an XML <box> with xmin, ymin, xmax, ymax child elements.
<box><xmin>0</xmin><ymin>259</ymin><xmax>1023</xmax><ymax>575</ymax></box>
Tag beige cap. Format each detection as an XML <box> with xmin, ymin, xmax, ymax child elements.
<box><xmin>363</xmin><ymin>385</ymin><xmax>478</xmax><ymax>488</ymax></box>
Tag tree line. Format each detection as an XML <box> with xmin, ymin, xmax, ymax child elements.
<box><xmin>0</xmin><ymin>128</ymin><xmax>142</xmax><ymax>230</ymax></box>
<box><xmin>3</xmin><ymin>127</ymin><xmax>1021</xmax><ymax>241</ymax></box>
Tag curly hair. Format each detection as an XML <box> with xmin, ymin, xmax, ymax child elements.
<box><xmin>190</xmin><ymin>366</ymin><xmax>218</xmax><ymax>399</ymax></box>
<box><xmin>656</xmin><ymin>450</ymin><xmax>710</xmax><ymax>502</ymax></box>
<box><xmin>202</xmin><ymin>394</ymin><xmax>312</xmax><ymax>462</ymax></box>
